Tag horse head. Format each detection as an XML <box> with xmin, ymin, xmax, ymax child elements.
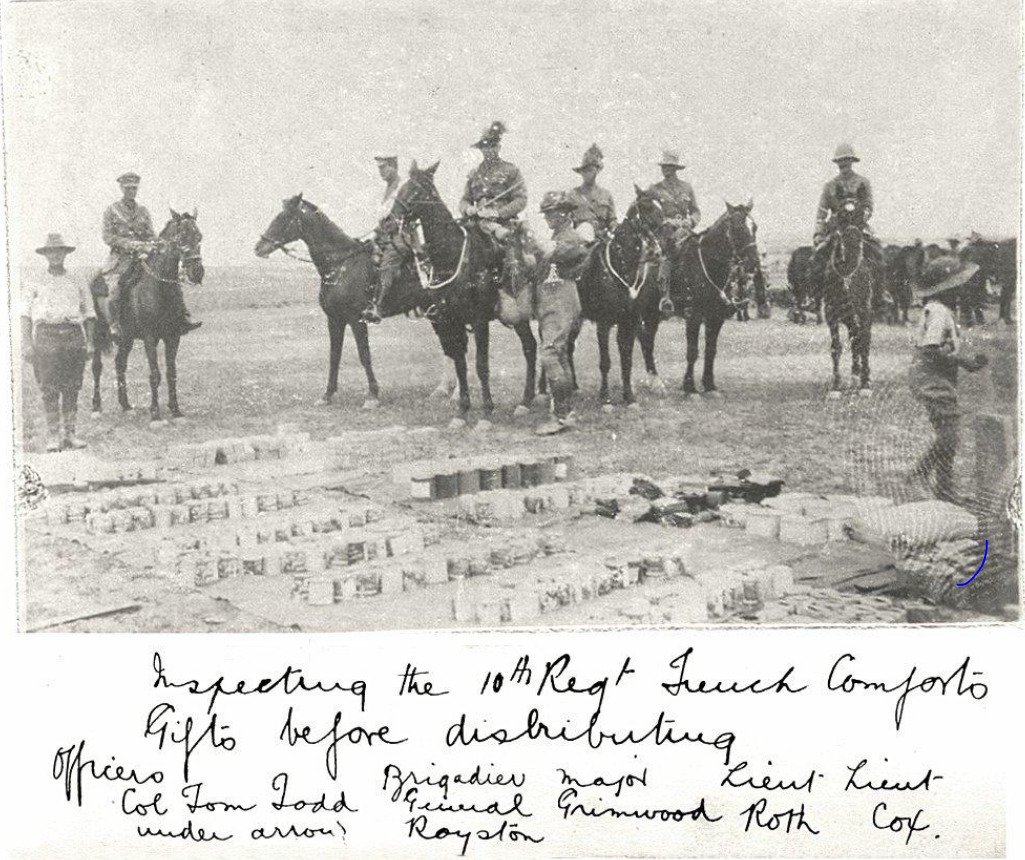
<box><xmin>830</xmin><ymin>195</ymin><xmax>865</xmax><ymax>274</ymax></box>
<box><xmin>162</xmin><ymin>209</ymin><xmax>205</xmax><ymax>285</ymax></box>
<box><xmin>392</xmin><ymin>160</ymin><xmax>442</xmax><ymax>225</ymax></box>
<box><xmin>255</xmin><ymin>193</ymin><xmax>312</xmax><ymax>257</ymax></box>
<box><xmin>627</xmin><ymin>184</ymin><xmax>666</xmax><ymax>235</ymax></box>
<box><xmin>723</xmin><ymin>199</ymin><xmax>759</xmax><ymax>273</ymax></box>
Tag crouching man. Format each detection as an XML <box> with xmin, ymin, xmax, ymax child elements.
<box><xmin>535</xmin><ymin>191</ymin><xmax>587</xmax><ymax>436</ymax></box>
<box><xmin>21</xmin><ymin>233</ymin><xmax>95</xmax><ymax>452</ymax></box>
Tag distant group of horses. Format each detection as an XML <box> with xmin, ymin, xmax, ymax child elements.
<box><xmin>87</xmin><ymin>166</ymin><xmax>1016</xmax><ymax>426</ymax></box>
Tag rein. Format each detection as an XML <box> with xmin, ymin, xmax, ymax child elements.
<box><xmin>695</xmin><ymin>213</ymin><xmax>758</xmax><ymax>305</ymax></box>
<box><xmin>602</xmin><ymin>209</ymin><xmax>660</xmax><ymax>301</ymax></box>
<box><xmin>410</xmin><ymin>223</ymin><xmax>469</xmax><ymax>290</ymax></box>
<box><xmin>137</xmin><ymin>240</ymin><xmax>201</xmax><ymax>287</ymax></box>
<box><xmin>828</xmin><ymin>225</ymin><xmax>864</xmax><ymax>291</ymax></box>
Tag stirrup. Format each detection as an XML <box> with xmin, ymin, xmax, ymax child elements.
<box><xmin>361</xmin><ymin>304</ymin><xmax>382</xmax><ymax>324</ymax></box>
<box><xmin>658</xmin><ymin>297</ymin><xmax>675</xmax><ymax>316</ymax></box>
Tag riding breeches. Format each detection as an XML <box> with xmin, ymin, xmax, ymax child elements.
<box><xmin>538</xmin><ymin>278</ymin><xmax>581</xmax><ymax>418</ymax></box>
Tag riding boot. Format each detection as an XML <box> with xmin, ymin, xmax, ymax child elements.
<box><xmin>656</xmin><ymin>258</ymin><xmax>676</xmax><ymax>317</ymax></box>
<box><xmin>61</xmin><ymin>392</ymin><xmax>87</xmax><ymax>450</ymax></box>
<box><xmin>42</xmin><ymin>392</ymin><xmax>61</xmax><ymax>453</ymax></box>
<box><xmin>362</xmin><ymin>270</ymin><xmax>392</xmax><ymax>324</ymax></box>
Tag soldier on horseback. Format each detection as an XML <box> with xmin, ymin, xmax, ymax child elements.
<box><xmin>459</xmin><ymin>121</ymin><xmax>528</xmax><ymax>291</ymax></box>
<box><xmin>94</xmin><ymin>172</ymin><xmax>200</xmax><ymax>342</ymax></box>
<box><xmin>649</xmin><ymin>149</ymin><xmax>700</xmax><ymax>316</ymax></box>
<box><xmin>566</xmin><ymin>144</ymin><xmax>617</xmax><ymax>242</ymax></box>
<box><xmin>812</xmin><ymin>143</ymin><xmax>883</xmax><ymax>270</ymax></box>
<box><xmin>363</xmin><ymin>154</ymin><xmax>419</xmax><ymax>324</ymax></box>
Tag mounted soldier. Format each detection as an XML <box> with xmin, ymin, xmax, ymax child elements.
<box><xmin>94</xmin><ymin>172</ymin><xmax>200</xmax><ymax>341</ymax></box>
<box><xmin>458</xmin><ymin>121</ymin><xmax>528</xmax><ymax>293</ymax></box>
<box><xmin>363</xmin><ymin>154</ymin><xmax>420</xmax><ymax>324</ymax></box>
<box><xmin>566</xmin><ymin>144</ymin><xmax>617</xmax><ymax>242</ymax></box>
<box><xmin>811</xmin><ymin>143</ymin><xmax>883</xmax><ymax>277</ymax></box>
<box><xmin>649</xmin><ymin>149</ymin><xmax>700</xmax><ymax>316</ymax></box>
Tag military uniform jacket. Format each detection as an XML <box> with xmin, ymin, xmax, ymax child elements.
<box><xmin>543</xmin><ymin>223</ymin><xmax>590</xmax><ymax>280</ymax></box>
<box><xmin>459</xmin><ymin>159</ymin><xmax>527</xmax><ymax>221</ymax></box>
<box><xmin>815</xmin><ymin>172</ymin><xmax>874</xmax><ymax>236</ymax></box>
<box><xmin>102</xmin><ymin>200</ymin><xmax>155</xmax><ymax>269</ymax></box>
<box><xmin>568</xmin><ymin>184</ymin><xmax>616</xmax><ymax>234</ymax></box>
<box><xmin>648</xmin><ymin>177</ymin><xmax>700</xmax><ymax>226</ymax></box>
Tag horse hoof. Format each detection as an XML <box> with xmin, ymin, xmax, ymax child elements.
<box><xmin>474</xmin><ymin>419</ymin><xmax>493</xmax><ymax>433</ymax></box>
<box><xmin>316</xmin><ymin>396</ymin><xmax>332</xmax><ymax>407</ymax></box>
<box><xmin>645</xmin><ymin>374</ymin><xmax>666</xmax><ymax>395</ymax></box>
<box><xmin>858</xmin><ymin>388</ymin><xmax>873</xmax><ymax>399</ymax></box>
<box><xmin>602</xmin><ymin>403</ymin><xmax>615</xmax><ymax>413</ymax></box>
<box><xmin>626</xmin><ymin>401</ymin><xmax>641</xmax><ymax>411</ymax></box>
<box><xmin>448</xmin><ymin>417</ymin><xmax>467</xmax><ymax>430</ymax></box>
<box><xmin>170</xmin><ymin>415</ymin><xmax>187</xmax><ymax>424</ymax></box>
<box><xmin>362</xmin><ymin>398</ymin><xmax>380</xmax><ymax>411</ymax></box>
<box><xmin>704</xmin><ymin>390</ymin><xmax>723</xmax><ymax>399</ymax></box>
<box><xmin>429</xmin><ymin>386</ymin><xmax>449</xmax><ymax>400</ymax></box>
<box><xmin>149</xmin><ymin>419</ymin><xmax>168</xmax><ymax>429</ymax></box>
<box><xmin>89</xmin><ymin>411</ymin><xmax>101</xmax><ymax>420</ymax></box>
<box><xmin>826</xmin><ymin>390</ymin><xmax>842</xmax><ymax>400</ymax></box>
<box><xmin>513</xmin><ymin>404</ymin><xmax>530</xmax><ymax>417</ymax></box>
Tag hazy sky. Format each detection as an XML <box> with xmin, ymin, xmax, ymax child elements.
<box><xmin>2</xmin><ymin>0</ymin><xmax>1020</xmax><ymax>268</ymax></box>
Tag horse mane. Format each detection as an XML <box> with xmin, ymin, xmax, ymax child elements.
<box><xmin>300</xmin><ymin>202</ymin><xmax>359</xmax><ymax>250</ymax></box>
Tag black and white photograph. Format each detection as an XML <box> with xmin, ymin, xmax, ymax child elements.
<box><xmin>2</xmin><ymin>0</ymin><xmax>1021</xmax><ymax>856</ymax></box>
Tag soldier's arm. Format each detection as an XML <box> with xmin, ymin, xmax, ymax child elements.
<box><xmin>606</xmin><ymin>191</ymin><xmax>617</xmax><ymax>226</ymax></box>
<box><xmin>861</xmin><ymin>178</ymin><xmax>874</xmax><ymax>221</ymax></box>
<box><xmin>102</xmin><ymin>207</ymin><xmax>131</xmax><ymax>251</ymax></box>
<box><xmin>495</xmin><ymin>168</ymin><xmax>526</xmax><ymax>219</ymax></box>
<box><xmin>814</xmin><ymin>183</ymin><xmax>833</xmax><ymax>237</ymax></box>
<box><xmin>688</xmin><ymin>186</ymin><xmax>701</xmax><ymax>226</ymax></box>
<box><xmin>458</xmin><ymin>175</ymin><xmax>476</xmax><ymax>217</ymax></box>
<box><xmin>551</xmin><ymin>232</ymin><xmax>589</xmax><ymax>269</ymax></box>
<box><xmin>139</xmin><ymin>206</ymin><xmax>156</xmax><ymax>240</ymax></box>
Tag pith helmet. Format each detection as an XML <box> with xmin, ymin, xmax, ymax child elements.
<box><xmin>540</xmin><ymin>190</ymin><xmax>576</xmax><ymax>213</ymax></box>
<box><xmin>472</xmin><ymin>120</ymin><xmax>507</xmax><ymax>149</ymax></box>
<box><xmin>374</xmin><ymin>155</ymin><xmax>398</xmax><ymax>167</ymax></box>
<box><xmin>573</xmin><ymin>143</ymin><xmax>604</xmax><ymax>173</ymax></box>
<box><xmin>36</xmin><ymin>232</ymin><xmax>76</xmax><ymax>255</ymax></box>
<box><xmin>832</xmin><ymin>143</ymin><xmax>859</xmax><ymax>163</ymax></box>
<box><xmin>916</xmin><ymin>256</ymin><xmax>979</xmax><ymax>300</ymax></box>
<box><xmin>658</xmin><ymin>150</ymin><xmax>685</xmax><ymax>169</ymax></box>
<box><xmin>117</xmin><ymin>172</ymin><xmax>141</xmax><ymax>186</ymax></box>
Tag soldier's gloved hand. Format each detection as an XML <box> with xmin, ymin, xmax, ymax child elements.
<box><xmin>463</xmin><ymin>204</ymin><xmax>478</xmax><ymax>217</ymax></box>
<box><xmin>479</xmin><ymin>207</ymin><xmax>499</xmax><ymax>220</ymax></box>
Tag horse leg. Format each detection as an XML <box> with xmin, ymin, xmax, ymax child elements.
<box><xmin>143</xmin><ymin>336</ymin><xmax>163</xmax><ymax>423</ymax></box>
<box><xmin>683</xmin><ymin>318</ymin><xmax>700</xmax><ymax>395</ymax></box>
<box><xmin>165</xmin><ymin>336</ymin><xmax>183</xmax><ymax>418</ymax></box>
<box><xmin>474</xmin><ymin>321</ymin><xmax>494</xmax><ymax>417</ymax></box>
<box><xmin>597</xmin><ymin>321</ymin><xmax>612</xmax><ymax>406</ymax></box>
<box><xmin>321</xmin><ymin>315</ymin><xmax>344</xmax><ymax>405</ymax></box>
<box><xmin>617</xmin><ymin>318</ymin><xmax>637</xmax><ymax>406</ymax></box>
<box><xmin>115</xmin><ymin>340</ymin><xmax>133</xmax><ymax>411</ymax></box>
<box><xmin>815</xmin><ymin>297</ymin><xmax>824</xmax><ymax>325</ymax></box>
<box><xmin>91</xmin><ymin>348</ymin><xmax>103</xmax><ymax>415</ymax></box>
<box><xmin>567</xmin><ymin>318</ymin><xmax>581</xmax><ymax>391</ymax></box>
<box><xmin>828</xmin><ymin>320</ymin><xmax>843</xmax><ymax>394</ymax></box>
<box><xmin>859</xmin><ymin>315</ymin><xmax>872</xmax><ymax>392</ymax></box>
<box><xmin>701</xmin><ymin>317</ymin><xmax>725</xmax><ymax>393</ymax></box>
<box><xmin>352</xmin><ymin>320</ymin><xmax>380</xmax><ymax>407</ymax></box>
<box><xmin>638</xmin><ymin>315</ymin><xmax>665</xmax><ymax>394</ymax></box>
<box><xmin>512</xmin><ymin>320</ymin><xmax>537</xmax><ymax>411</ymax></box>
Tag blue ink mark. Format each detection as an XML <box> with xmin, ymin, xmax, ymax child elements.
<box><xmin>956</xmin><ymin>540</ymin><xmax>988</xmax><ymax>587</ymax></box>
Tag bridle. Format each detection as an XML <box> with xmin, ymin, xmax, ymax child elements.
<box><xmin>827</xmin><ymin>200</ymin><xmax>865</xmax><ymax>290</ymax></box>
<box><xmin>138</xmin><ymin>223</ymin><xmax>203</xmax><ymax>286</ymax></box>
<box><xmin>260</xmin><ymin>203</ymin><xmax>372</xmax><ymax>270</ymax></box>
<box><xmin>697</xmin><ymin>209</ymin><xmax>758</xmax><ymax>306</ymax></box>
<box><xmin>392</xmin><ymin>176</ymin><xmax>469</xmax><ymax>291</ymax></box>
<box><xmin>603</xmin><ymin>197</ymin><xmax>663</xmax><ymax>300</ymax></box>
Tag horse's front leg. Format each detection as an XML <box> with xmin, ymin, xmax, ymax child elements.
<box><xmin>682</xmin><ymin>318</ymin><xmax>700</xmax><ymax>395</ymax></box>
<box><xmin>321</xmin><ymin>314</ymin><xmax>345</xmax><ymax>405</ymax></box>
<box><xmin>352</xmin><ymin>320</ymin><xmax>380</xmax><ymax>408</ymax></box>
<box><xmin>701</xmin><ymin>317</ymin><xmax>725</xmax><ymax>394</ymax></box>
<box><xmin>165</xmin><ymin>335</ymin><xmax>183</xmax><ymax>418</ymax></box>
<box><xmin>828</xmin><ymin>320</ymin><xmax>843</xmax><ymax>395</ymax></box>
<box><xmin>638</xmin><ymin>313</ymin><xmax>665</xmax><ymax>394</ymax></box>
<box><xmin>858</xmin><ymin>314</ymin><xmax>873</xmax><ymax>393</ymax></box>
<box><xmin>115</xmin><ymin>339</ymin><xmax>133</xmax><ymax>411</ymax></box>
<box><xmin>473</xmin><ymin>321</ymin><xmax>494</xmax><ymax>417</ymax></box>
<box><xmin>512</xmin><ymin>319</ymin><xmax>537</xmax><ymax>412</ymax></box>
<box><xmin>617</xmin><ymin>318</ymin><xmax>637</xmax><ymax>406</ymax></box>
<box><xmin>91</xmin><ymin>348</ymin><xmax>103</xmax><ymax>416</ymax></box>
<box><xmin>142</xmin><ymin>336</ymin><xmax>163</xmax><ymax>423</ymax></box>
<box><xmin>567</xmin><ymin>318</ymin><xmax>581</xmax><ymax>391</ymax></box>
<box><xmin>597</xmin><ymin>321</ymin><xmax>612</xmax><ymax>406</ymax></box>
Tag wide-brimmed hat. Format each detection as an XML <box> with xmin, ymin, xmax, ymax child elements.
<box><xmin>572</xmin><ymin>143</ymin><xmax>604</xmax><ymax>173</ymax></box>
<box><xmin>374</xmin><ymin>155</ymin><xmax>398</xmax><ymax>167</ymax></box>
<box><xmin>36</xmin><ymin>233</ymin><xmax>75</xmax><ymax>255</ymax></box>
<box><xmin>540</xmin><ymin>190</ymin><xmax>576</xmax><ymax>213</ymax></box>
<box><xmin>916</xmin><ymin>256</ymin><xmax>979</xmax><ymax>299</ymax></box>
<box><xmin>658</xmin><ymin>149</ymin><xmax>685</xmax><ymax>169</ymax></box>
<box><xmin>832</xmin><ymin>143</ymin><xmax>859</xmax><ymax>163</ymax></box>
<box><xmin>472</xmin><ymin>120</ymin><xmax>507</xmax><ymax>149</ymax></box>
<box><xmin>117</xmin><ymin>172</ymin><xmax>141</xmax><ymax>187</ymax></box>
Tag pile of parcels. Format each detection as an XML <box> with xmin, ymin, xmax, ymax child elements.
<box><xmin>395</xmin><ymin>452</ymin><xmax>576</xmax><ymax>501</ymax></box>
<box><xmin>166</xmin><ymin>431</ymin><xmax>310</xmax><ymax>468</ymax></box>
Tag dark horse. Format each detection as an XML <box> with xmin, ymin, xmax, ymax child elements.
<box><xmin>572</xmin><ymin>186</ymin><xmax>665</xmax><ymax>406</ymax></box>
<box><xmin>254</xmin><ymin>194</ymin><xmax>421</xmax><ymax>407</ymax></box>
<box><xmin>664</xmin><ymin>201</ymin><xmax>759</xmax><ymax>396</ymax></box>
<box><xmin>90</xmin><ymin>211</ymin><xmax>205</xmax><ymax>424</ymax></box>
<box><xmin>882</xmin><ymin>242</ymin><xmax>923</xmax><ymax>326</ymax></box>
<box><xmin>787</xmin><ymin>245</ymin><xmax>822</xmax><ymax>324</ymax></box>
<box><xmin>816</xmin><ymin>198</ymin><xmax>882</xmax><ymax>396</ymax></box>
<box><xmin>389</xmin><ymin>160</ymin><xmax>540</xmax><ymax>427</ymax></box>
<box><xmin>961</xmin><ymin>235</ymin><xmax>1017</xmax><ymax>325</ymax></box>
